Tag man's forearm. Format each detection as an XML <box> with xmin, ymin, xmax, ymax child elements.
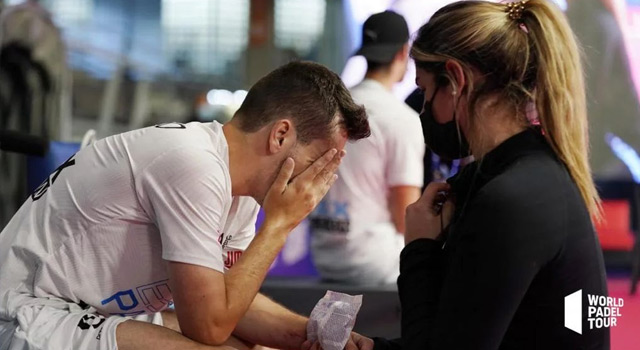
<box><xmin>168</xmin><ymin>222</ymin><xmax>291</xmax><ymax>345</ymax></box>
<box><xmin>233</xmin><ymin>293</ymin><xmax>308</xmax><ymax>350</ymax></box>
<box><xmin>389</xmin><ymin>185</ymin><xmax>421</xmax><ymax>233</ymax></box>
<box><xmin>222</xmin><ymin>223</ymin><xmax>291</xmax><ymax>327</ymax></box>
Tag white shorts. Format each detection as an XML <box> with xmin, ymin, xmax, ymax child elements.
<box><xmin>0</xmin><ymin>299</ymin><xmax>163</xmax><ymax>350</ymax></box>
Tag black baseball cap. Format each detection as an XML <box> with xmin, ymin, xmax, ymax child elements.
<box><xmin>354</xmin><ymin>11</ymin><xmax>409</xmax><ymax>63</ymax></box>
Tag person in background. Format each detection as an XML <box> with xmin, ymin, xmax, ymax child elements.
<box><xmin>310</xmin><ymin>11</ymin><xmax>424</xmax><ymax>285</ymax></box>
<box><xmin>374</xmin><ymin>0</ymin><xmax>609</xmax><ymax>349</ymax></box>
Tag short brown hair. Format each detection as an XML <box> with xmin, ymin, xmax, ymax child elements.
<box><xmin>234</xmin><ymin>61</ymin><xmax>370</xmax><ymax>143</ymax></box>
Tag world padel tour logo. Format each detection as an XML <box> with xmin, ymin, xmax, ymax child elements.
<box><xmin>564</xmin><ymin>290</ymin><xmax>624</xmax><ymax>334</ymax></box>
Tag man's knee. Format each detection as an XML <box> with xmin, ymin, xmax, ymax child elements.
<box><xmin>4</xmin><ymin>304</ymin><xmax>124</xmax><ymax>350</ymax></box>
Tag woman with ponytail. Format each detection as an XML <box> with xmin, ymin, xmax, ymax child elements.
<box><xmin>375</xmin><ymin>1</ymin><xmax>610</xmax><ymax>349</ymax></box>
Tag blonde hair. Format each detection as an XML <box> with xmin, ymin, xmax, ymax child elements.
<box><xmin>411</xmin><ymin>0</ymin><xmax>601</xmax><ymax>219</ymax></box>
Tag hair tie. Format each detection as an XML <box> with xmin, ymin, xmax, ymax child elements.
<box><xmin>505</xmin><ymin>0</ymin><xmax>528</xmax><ymax>21</ymax></box>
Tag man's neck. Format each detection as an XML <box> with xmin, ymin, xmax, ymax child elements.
<box><xmin>364</xmin><ymin>70</ymin><xmax>397</xmax><ymax>91</ymax></box>
<box><xmin>222</xmin><ymin>122</ymin><xmax>254</xmax><ymax>197</ymax></box>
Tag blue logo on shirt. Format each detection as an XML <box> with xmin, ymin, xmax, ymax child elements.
<box><xmin>101</xmin><ymin>279</ymin><xmax>171</xmax><ymax>316</ymax></box>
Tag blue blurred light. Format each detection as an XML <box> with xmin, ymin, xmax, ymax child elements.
<box><xmin>551</xmin><ymin>0</ymin><xmax>568</xmax><ymax>11</ymax></box>
<box><xmin>606</xmin><ymin>133</ymin><xmax>640</xmax><ymax>183</ymax></box>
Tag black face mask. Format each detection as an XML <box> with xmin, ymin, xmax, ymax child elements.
<box><xmin>419</xmin><ymin>86</ymin><xmax>470</xmax><ymax>160</ymax></box>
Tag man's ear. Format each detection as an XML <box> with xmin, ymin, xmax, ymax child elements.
<box><xmin>444</xmin><ymin>59</ymin><xmax>466</xmax><ymax>95</ymax></box>
<box><xmin>268</xmin><ymin>119</ymin><xmax>295</xmax><ymax>154</ymax></box>
<box><xmin>395</xmin><ymin>43</ymin><xmax>410</xmax><ymax>63</ymax></box>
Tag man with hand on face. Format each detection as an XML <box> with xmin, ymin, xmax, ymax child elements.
<box><xmin>0</xmin><ymin>62</ymin><xmax>373</xmax><ymax>350</ymax></box>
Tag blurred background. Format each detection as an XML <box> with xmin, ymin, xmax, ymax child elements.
<box><xmin>1</xmin><ymin>0</ymin><xmax>638</xmax><ymax>167</ymax></box>
<box><xmin>1</xmin><ymin>0</ymin><xmax>640</xmax><ymax>346</ymax></box>
<box><xmin>1</xmin><ymin>0</ymin><xmax>639</xmax><ymax>163</ymax></box>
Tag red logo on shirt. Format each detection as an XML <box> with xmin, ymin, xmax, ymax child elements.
<box><xmin>224</xmin><ymin>250</ymin><xmax>243</xmax><ymax>269</ymax></box>
<box><xmin>217</xmin><ymin>231</ymin><xmax>232</xmax><ymax>249</ymax></box>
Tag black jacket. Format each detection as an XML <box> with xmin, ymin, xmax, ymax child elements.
<box><xmin>374</xmin><ymin>128</ymin><xmax>610</xmax><ymax>350</ymax></box>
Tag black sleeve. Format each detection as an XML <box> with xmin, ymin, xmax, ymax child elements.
<box><xmin>398</xmin><ymin>188</ymin><xmax>557</xmax><ymax>350</ymax></box>
<box><xmin>372</xmin><ymin>337</ymin><xmax>403</xmax><ymax>350</ymax></box>
<box><xmin>398</xmin><ymin>238</ymin><xmax>445</xmax><ymax>349</ymax></box>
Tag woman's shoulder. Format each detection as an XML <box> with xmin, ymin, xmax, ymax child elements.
<box><xmin>468</xmin><ymin>151</ymin><xmax>584</xmax><ymax>229</ymax></box>
<box><xmin>483</xmin><ymin>150</ymin><xmax>573</xmax><ymax>199</ymax></box>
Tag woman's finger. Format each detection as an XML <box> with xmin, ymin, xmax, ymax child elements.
<box><xmin>418</xmin><ymin>181</ymin><xmax>451</xmax><ymax>205</ymax></box>
<box><xmin>301</xmin><ymin>340</ymin><xmax>313</xmax><ymax>350</ymax></box>
<box><xmin>442</xmin><ymin>198</ymin><xmax>455</xmax><ymax>224</ymax></box>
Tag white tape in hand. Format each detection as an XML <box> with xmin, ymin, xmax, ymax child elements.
<box><xmin>307</xmin><ymin>291</ymin><xmax>363</xmax><ymax>350</ymax></box>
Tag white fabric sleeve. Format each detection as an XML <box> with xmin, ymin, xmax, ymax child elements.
<box><xmin>385</xmin><ymin>116</ymin><xmax>426</xmax><ymax>187</ymax></box>
<box><xmin>138</xmin><ymin>147</ymin><xmax>229</xmax><ymax>272</ymax></box>
<box><xmin>232</xmin><ymin>199</ymin><xmax>260</xmax><ymax>251</ymax></box>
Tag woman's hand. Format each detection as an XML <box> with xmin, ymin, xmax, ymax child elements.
<box><xmin>405</xmin><ymin>182</ymin><xmax>455</xmax><ymax>245</ymax></box>
<box><xmin>301</xmin><ymin>332</ymin><xmax>373</xmax><ymax>350</ymax></box>
<box><xmin>345</xmin><ymin>332</ymin><xmax>374</xmax><ymax>350</ymax></box>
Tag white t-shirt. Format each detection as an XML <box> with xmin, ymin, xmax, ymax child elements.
<box><xmin>310</xmin><ymin>79</ymin><xmax>424</xmax><ymax>282</ymax></box>
<box><xmin>0</xmin><ymin>122</ymin><xmax>259</xmax><ymax>319</ymax></box>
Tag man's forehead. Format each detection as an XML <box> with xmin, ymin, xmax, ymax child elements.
<box><xmin>308</xmin><ymin>137</ymin><xmax>335</xmax><ymax>153</ymax></box>
<box><xmin>298</xmin><ymin>113</ymin><xmax>347</xmax><ymax>152</ymax></box>
<box><xmin>330</xmin><ymin>113</ymin><xmax>348</xmax><ymax>142</ymax></box>
<box><xmin>304</xmin><ymin>133</ymin><xmax>343</xmax><ymax>157</ymax></box>
<box><xmin>326</xmin><ymin>127</ymin><xmax>348</xmax><ymax>149</ymax></box>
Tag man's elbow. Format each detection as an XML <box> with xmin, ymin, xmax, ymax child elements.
<box><xmin>183</xmin><ymin>323</ymin><xmax>235</xmax><ymax>346</ymax></box>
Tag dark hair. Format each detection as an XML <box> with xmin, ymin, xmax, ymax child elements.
<box><xmin>234</xmin><ymin>61</ymin><xmax>370</xmax><ymax>143</ymax></box>
<box><xmin>366</xmin><ymin>59</ymin><xmax>392</xmax><ymax>73</ymax></box>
